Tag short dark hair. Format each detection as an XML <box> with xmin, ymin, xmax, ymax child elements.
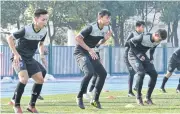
<box><xmin>98</xmin><ymin>9</ymin><xmax>111</xmax><ymax>17</ymax></box>
<box><xmin>136</xmin><ymin>21</ymin><xmax>145</xmax><ymax>27</ymax></box>
<box><xmin>156</xmin><ymin>29</ymin><xmax>167</xmax><ymax>40</ymax></box>
<box><xmin>34</xmin><ymin>9</ymin><xmax>48</xmax><ymax>17</ymax></box>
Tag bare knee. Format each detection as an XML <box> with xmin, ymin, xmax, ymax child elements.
<box><xmin>36</xmin><ymin>77</ymin><xmax>44</xmax><ymax>84</ymax></box>
<box><xmin>19</xmin><ymin>77</ymin><xmax>28</xmax><ymax>84</ymax></box>
<box><xmin>166</xmin><ymin>71</ymin><xmax>172</xmax><ymax>78</ymax></box>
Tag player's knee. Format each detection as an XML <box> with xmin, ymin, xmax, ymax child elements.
<box><xmin>130</xmin><ymin>71</ymin><xmax>135</xmax><ymax>77</ymax></box>
<box><xmin>19</xmin><ymin>77</ymin><xmax>28</xmax><ymax>84</ymax></box>
<box><xmin>137</xmin><ymin>71</ymin><xmax>145</xmax><ymax>77</ymax></box>
<box><xmin>37</xmin><ymin>77</ymin><xmax>44</xmax><ymax>84</ymax></box>
<box><xmin>101</xmin><ymin>70</ymin><xmax>107</xmax><ymax>77</ymax></box>
<box><xmin>85</xmin><ymin>71</ymin><xmax>94</xmax><ymax>78</ymax></box>
<box><xmin>166</xmin><ymin>71</ymin><xmax>172</xmax><ymax>78</ymax></box>
<box><xmin>42</xmin><ymin>70</ymin><xmax>47</xmax><ymax>78</ymax></box>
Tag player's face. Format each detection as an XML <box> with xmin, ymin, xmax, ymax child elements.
<box><xmin>35</xmin><ymin>14</ymin><xmax>49</xmax><ymax>29</ymax></box>
<box><xmin>154</xmin><ymin>33</ymin><xmax>162</xmax><ymax>43</ymax></box>
<box><xmin>101</xmin><ymin>15</ymin><xmax>111</xmax><ymax>26</ymax></box>
<box><xmin>139</xmin><ymin>25</ymin><xmax>144</xmax><ymax>33</ymax></box>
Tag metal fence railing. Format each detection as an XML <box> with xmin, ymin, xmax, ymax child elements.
<box><xmin>0</xmin><ymin>45</ymin><xmax>179</xmax><ymax>77</ymax></box>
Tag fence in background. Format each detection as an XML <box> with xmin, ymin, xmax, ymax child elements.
<box><xmin>0</xmin><ymin>45</ymin><xmax>179</xmax><ymax>78</ymax></box>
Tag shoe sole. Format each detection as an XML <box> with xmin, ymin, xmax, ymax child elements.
<box><xmin>13</xmin><ymin>106</ymin><xmax>23</xmax><ymax>114</ymax></box>
<box><xmin>76</xmin><ymin>98</ymin><xmax>85</xmax><ymax>109</ymax></box>
<box><xmin>27</xmin><ymin>108</ymin><xmax>38</xmax><ymax>113</ymax></box>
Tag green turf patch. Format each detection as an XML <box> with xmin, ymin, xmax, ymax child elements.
<box><xmin>1</xmin><ymin>88</ymin><xmax>180</xmax><ymax>113</ymax></box>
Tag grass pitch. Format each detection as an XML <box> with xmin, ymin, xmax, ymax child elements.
<box><xmin>1</xmin><ymin>88</ymin><xmax>180</xmax><ymax>113</ymax></box>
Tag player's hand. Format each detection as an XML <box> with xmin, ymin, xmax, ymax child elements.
<box><xmin>88</xmin><ymin>48</ymin><xmax>98</xmax><ymax>60</ymax></box>
<box><xmin>104</xmin><ymin>31</ymin><xmax>112</xmax><ymax>40</ymax></box>
<box><xmin>140</xmin><ymin>56</ymin><xmax>145</xmax><ymax>61</ymax></box>
<box><xmin>13</xmin><ymin>53</ymin><xmax>22</xmax><ymax>67</ymax></box>
<box><xmin>41</xmin><ymin>58</ymin><xmax>48</xmax><ymax>69</ymax></box>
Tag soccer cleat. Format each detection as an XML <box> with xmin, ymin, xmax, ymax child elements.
<box><xmin>90</xmin><ymin>100</ymin><xmax>102</xmax><ymax>109</ymax></box>
<box><xmin>176</xmin><ymin>89</ymin><xmax>180</xmax><ymax>93</ymax></box>
<box><xmin>128</xmin><ymin>92</ymin><xmax>135</xmax><ymax>97</ymax></box>
<box><xmin>8</xmin><ymin>98</ymin><xmax>15</xmax><ymax>106</ymax></box>
<box><xmin>160</xmin><ymin>88</ymin><xmax>167</xmax><ymax>93</ymax></box>
<box><xmin>136</xmin><ymin>97</ymin><xmax>144</xmax><ymax>106</ymax></box>
<box><xmin>76</xmin><ymin>97</ymin><xmax>85</xmax><ymax>109</ymax></box>
<box><xmin>144</xmin><ymin>98</ymin><xmax>154</xmax><ymax>105</ymax></box>
<box><xmin>13</xmin><ymin>106</ymin><xmax>23</xmax><ymax>114</ymax></box>
<box><xmin>27</xmin><ymin>105</ymin><xmax>38</xmax><ymax>113</ymax></box>
<box><xmin>37</xmin><ymin>95</ymin><xmax>44</xmax><ymax>100</ymax></box>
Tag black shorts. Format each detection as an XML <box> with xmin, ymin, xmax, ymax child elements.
<box><xmin>12</xmin><ymin>58</ymin><xmax>46</xmax><ymax>77</ymax></box>
<box><xmin>168</xmin><ymin>55</ymin><xmax>180</xmax><ymax>72</ymax></box>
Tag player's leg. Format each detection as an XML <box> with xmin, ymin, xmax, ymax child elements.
<box><xmin>145</xmin><ymin>62</ymin><xmax>158</xmax><ymax>105</ymax></box>
<box><xmin>12</xmin><ymin>60</ymin><xmax>28</xmax><ymax>113</ymax></box>
<box><xmin>177</xmin><ymin>78</ymin><xmax>180</xmax><ymax>93</ymax></box>
<box><xmin>127</xmin><ymin>64</ymin><xmax>136</xmax><ymax>97</ymax></box>
<box><xmin>160</xmin><ymin>57</ymin><xmax>176</xmax><ymax>93</ymax></box>
<box><xmin>90</xmin><ymin>59</ymin><xmax>107</xmax><ymax>109</ymax></box>
<box><xmin>75</xmin><ymin>54</ymin><xmax>94</xmax><ymax>109</ymax></box>
<box><xmin>128</xmin><ymin>52</ymin><xmax>145</xmax><ymax>106</ymax></box>
<box><xmin>83</xmin><ymin>73</ymin><xmax>98</xmax><ymax>100</ymax></box>
<box><xmin>36</xmin><ymin>62</ymin><xmax>47</xmax><ymax>100</ymax></box>
<box><xmin>26</xmin><ymin>59</ymin><xmax>44</xmax><ymax>113</ymax></box>
<box><xmin>176</xmin><ymin>65</ymin><xmax>180</xmax><ymax>93</ymax></box>
<box><xmin>89</xmin><ymin>73</ymin><xmax>97</xmax><ymax>93</ymax></box>
<box><xmin>125</xmin><ymin>53</ymin><xmax>135</xmax><ymax>96</ymax></box>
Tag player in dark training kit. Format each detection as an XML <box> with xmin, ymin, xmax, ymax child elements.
<box><xmin>124</xmin><ymin>21</ymin><xmax>145</xmax><ymax>97</ymax></box>
<box><xmin>74</xmin><ymin>9</ymin><xmax>112</xmax><ymax>109</ymax></box>
<box><xmin>160</xmin><ymin>48</ymin><xmax>180</xmax><ymax>93</ymax></box>
<box><xmin>128</xmin><ymin>29</ymin><xmax>167</xmax><ymax>105</ymax></box>
<box><xmin>6</xmin><ymin>9</ymin><xmax>48</xmax><ymax>113</ymax></box>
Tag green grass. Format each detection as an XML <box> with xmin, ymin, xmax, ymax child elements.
<box><xmin>1</xmin><ymin>88</ymin><xmax>180</xmax><ymax>113</ymax></box>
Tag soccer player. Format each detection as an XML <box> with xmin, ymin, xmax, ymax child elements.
<box><xmin>128</xmin><ymin>29</ymin><xmax>167</xmax><ymax>105</ymax></box>
<box><xmin>74</xmin><ymin>9</ymin><xmax>112</xmax><ymax>109</ymax></box>
<box><xmin>160</xmin><ymin>48</ymin><xmax>180</xmax><ymax>93</ymax></box>
<box><xmin>124</xmin><ymin>21</ymin><xmax>145</xmax><ymax>97</ymax></box>
<box><xmin>6</xmin><ymin>9</ymin><xmax>48</xmax><ymax>113</ymax></box>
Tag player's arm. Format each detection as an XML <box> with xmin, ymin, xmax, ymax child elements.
<box><xmin>76</xmin><ymin>25</ymin><xmax>98</xmax><ymax>60</ymax></box>
<box><xmin>38</xmin><ymin>33</ymin><xmax>47</xmax><ymax>58</ymax></box>
<box><xmin>173</xmin><ymin>48</ymin><xmax>180</xmax><ymax>63</ymax></box>
<box><xmin>124</xmin><ymin>32</ymin><xmax>134</xmax><ymax>47</ymax></box>
<box><xmin>129</xmin><ymin>34</ymin><xmax>144</xmax><ymax>60</ymax></box>
<box><xmin>149</xmin><ymin>45</ymin><xmax>158</xmax><ymax>61</ymax></box>
<box><xmin>38</xmin><ymin>33</ymin><xmax>48</xmax><ymax>68</ymax></box>
<box><xmin>96</xmin><ymin>26</ymin><xmax>112</xmax><ymax>47</ymax></box>
<box><xmin>6</xmin><ymin>28</ymin><xmax>25</xmax><ymax>64</ymax></box>
<box><xmin>6</xmin><ymin>35</ymin><xmax>19</xmax><ymax>57</ymax></box>
<box><xmin>76</xmin><ymin>25</ymin><xmax>92</xmax><ymax>51</ymax></box>
<box><xmin>174</xmin><ymin>48</ymin><xmax>180</xmax><ymax>57</ymax></box>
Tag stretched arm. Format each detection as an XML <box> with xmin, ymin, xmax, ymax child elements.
<box><xmin>96</xmin><ymin>30</ymin><xmax>112</xmax><ymax>47</ymax></box>
<box><xmin>149</xmin><ymin>46</ymin><xmax>157</xmax><ymax>61</ymax></box>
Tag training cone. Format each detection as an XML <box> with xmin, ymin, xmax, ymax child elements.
<box><xmin>103</xmin><ymin>90</ymin><xmax>109</xmax><ymax>92</ymax></box>
<box><xmin>107</xmin><ymin>96</ymin><xmax>116</xmax><ymax>99</ymax></box>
